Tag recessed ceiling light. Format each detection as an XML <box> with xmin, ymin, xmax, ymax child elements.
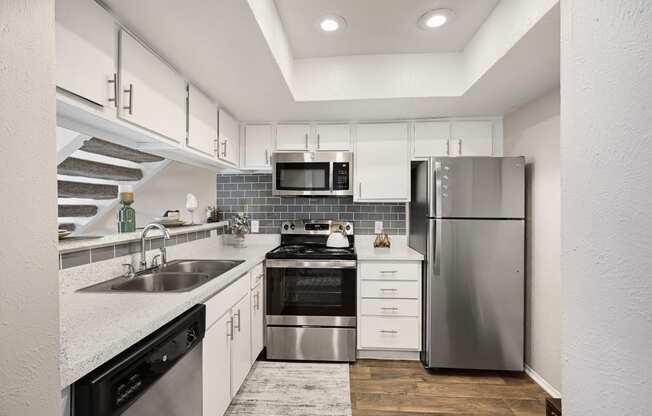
<box><xmin>317</xmin><ymin>15</ymin><xmax>346</xmax><ymax>33</ymax></box>
<box><xmin>418</xmin><ymin>9</ymin><xmax>455</xmax><ymax>30</ymax></box>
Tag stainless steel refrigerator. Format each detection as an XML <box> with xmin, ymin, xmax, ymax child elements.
<box><xmin>409</xmin><ymin>157</ymin><xmax>525</xmax><ymax>371</ymax></box>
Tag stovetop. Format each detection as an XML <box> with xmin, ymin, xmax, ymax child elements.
<box><xmin>266</xmin><ymin>244</ymin><xmax>357</xmax><ymax>260</ymax></box>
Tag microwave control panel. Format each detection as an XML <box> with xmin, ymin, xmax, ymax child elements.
<box><xmin>332</xmin><ymin>162</ymin><xmax>350</xmax><ymax>191</ymax></box>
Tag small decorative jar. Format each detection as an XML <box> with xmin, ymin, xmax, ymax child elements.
<box><xmin>117</xmin><ymin>185</ymin><xmax>136</xmax><ymax>233</ymax></box>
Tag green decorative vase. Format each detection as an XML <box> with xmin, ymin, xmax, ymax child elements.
<box><xmin>117</xmin><ymin>201</ymin><xmax>136</xmax><ymax>233</ymax></box>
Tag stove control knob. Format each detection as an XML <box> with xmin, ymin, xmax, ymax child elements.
<box><xmin>290</xmin><ymin>224</ymin><xmax>295</xmax><ymax>230</ymax></box>
<box><xmin>345</xmin><ymin>224</ymin><xmax>351</xmax><ymax>231</ymax></box>
<box><xmin>283</xmin><ymin>224</ymin><xmax>289</xmax><ymax>231</ymax></box>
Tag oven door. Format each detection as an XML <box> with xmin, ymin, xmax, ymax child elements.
<box><xmin>266</xmin><ymin>259</ymin><xmax>356</xmax><ymax>327</ymax></box>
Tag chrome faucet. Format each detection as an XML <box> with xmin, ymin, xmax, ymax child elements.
<box><xmin>140</xmin><ymin>223</ymin><xmax>171</xmax><ymax>270</ymax></box>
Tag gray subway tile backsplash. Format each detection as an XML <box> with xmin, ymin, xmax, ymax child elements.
<box><xmin>216</xmin><ymin>173</ymin><xmax>407</xmax><ymax>235</ymax></box>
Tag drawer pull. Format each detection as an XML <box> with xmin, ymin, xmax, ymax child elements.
<box><xmin>379</xmin><ymin>288</ymin><xmax>398</xmax><ymax>292</ymax></box>
<box><xmin>378</xmin><ymin>329</ymin><xmax>398</xmax><ymax>334</ymax></box>
<box><xmin>380</xmin><ymin>307</ymin><xmax>399</xmax><ymax>311</ymax></box>
<box><xmin>379</xmin><ymin>270</ymin><xmax>398</xmax><ymax>274</ymax></box>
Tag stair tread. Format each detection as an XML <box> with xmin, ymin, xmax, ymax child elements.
<box><xmin>59</xmin><ymin>204</ymin><xmax>99</xmax><ymax>218</ymax></box>
<box><xmin>58</xmin><ymin>180</ymin><xmax>118</xmax><ymax>200</ymax></box>
<box><xmin>80</xmin><ymin>138</ymin><xmax>164</xmax><ymax>163</ymax></box>
<box><xmin>58</xmin><ymin>158</ymin><xmax>143</xmax><ymax>181</ymax></box>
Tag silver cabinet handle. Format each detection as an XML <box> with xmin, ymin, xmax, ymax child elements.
<box><xmin>317</xmin><ymin>133</ymin><xmax>320</xmax><ymax>149</ymax></box>
<box><xmin>221</xmin><ymin>139</ymin><xmax>227</xmax><ymax>158</ymax></box>
<box><xmin>446</xmin><ymin>140</ymin><xmax>450</xmax><ymax>155</ymax></box>
<box><xmin>213</xmin><ymin>138</ymin><xmax>219</xmax><ymax>157</ymax></box>
<box><xmin>227</xmin><ymin>318</ymin><xmax>234</xmax><ymax>340</ymax></box>
<box><xmin>378</xmin><ymin>329</ymin><xmax>398</xmax><ymax>334</ymax></box>
<box><xmin>123</xmin><ymin>83</ymin><xmax>133</xmax><ymax>115</ymax></box>
<box><xmin>380</xmin><ymin>307</ymin><xmax>399</xmax><ymax>311</ymax></box>
<box><xmin>358</xmin><ymin>183</ymin><xmax>362</xmax><ymax>198</ymax></box>
<box><xmin>379</xmin><ymin>270</ymin><xmax>398</xmax><ymax>274</ymax></box>
<box><xmin>254</xmin><ymin>291</ymin><xmax>260</xmax><ymax>310</ymax></box>
<box><xmin>234</xmin><ymin>309</ymin><xmax>241</xmax><ymax>332</ymax></box>
<box><xmin>265</xmin><ymin>149</ymin><xmax>269</xmax><ymax>165</ymax></box>
<box><xmin>304</xmin><ymin>133</ymin><xmax>308</xmax><ymax>149</ymax></box>
<box><xmin>107</xmin><ymin>73</ymin><xmax>118</xmax><ymax>108</ymax></box>
<box><xmin>379</xmin><ymin>288</ymin><xmax>398</xmax><ymax>292</ymax></box>
<box><xmin>458</xmin><ymin>139</ymin><xmax>462</xmax><ymax>155</ymax></box>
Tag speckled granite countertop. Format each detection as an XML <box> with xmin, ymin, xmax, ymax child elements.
<box><xmin>59</xmin><ymin>241</ymin><xmax>276</xmax><ymax>388</ymax></box>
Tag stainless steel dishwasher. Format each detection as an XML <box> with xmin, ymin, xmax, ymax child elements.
<box><xmin>73</xmin><ymin>305</ymin><xmax>205</xmax><ymax>416</ymax></box>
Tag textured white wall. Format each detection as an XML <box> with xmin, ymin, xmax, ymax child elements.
<box><xmin>504</xmin><ymin>89</ymin><xmax>561</xmax><ymax>393</ymax></box>
<box><xmin>90</xmin><ymin>162</ymin><xmax>218</xmax><ymax>234</ymax></box>
<box><xmin>561</xmin><ymin>1</ymin><xmax>652</xmax><ymax>414</ymax></box>
<box><xmin>0</xmin><ymin>0</ymin><xmax>61</xmax><ymax>415</ymax></box>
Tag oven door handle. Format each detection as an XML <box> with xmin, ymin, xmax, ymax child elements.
<box><xmin>265</xmin><ymin>259</ymin><xmax>357</xmax><ymax>269</ymax></box>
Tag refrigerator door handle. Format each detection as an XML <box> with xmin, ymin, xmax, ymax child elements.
<box><xmin>431</xmin><ymin>219</ymin><xmax>441</xmax><ymax>275</ymax></box>
<box><xmin>433</xmin><ymin>160</ymin><xmax>442</xmax><ymax>218</ymax></box>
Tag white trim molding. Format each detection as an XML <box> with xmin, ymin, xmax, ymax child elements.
<box><xmin>525</xmin><ymin>364</ymin><xmax>561</xmax><ymax>399</ymax></box>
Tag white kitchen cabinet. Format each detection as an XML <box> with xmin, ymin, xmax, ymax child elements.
<box><xmin>118</xmin><ymin>30</ymin><xmax>186</xmax><ymax>143</ymax></box>
<box><xmin>250</xmin><ymin>283</ymin><xmax>264</xmax><ymax>362</ymax></box>
<box><xmin>357</xmin><ymin>260</ymin><xmax>422</xmax><ymax>352</ymax></box>
<box><xmin>244</xmin><ymin>125</ymin><xmax>273</xmax><ymax>169</ymax></box>
<box><xmin>315</xmin><ymin>124</ymin><xmax>352</xmax><ymax>151</ymax></box>
<box><xmin>355</xmin><ymin>123</ymin><xmax>410</xmax><ymax>202</ymax></box>
<box><xmin>230</xmin><ymin>294</ymin><xmax>252</xmax><ymax>396</ymax></box>
<box><xmin>450</xmin><ymin>120</ymin><xmax>494</xmax><ymax>156</ymax></box>
<box><xmin>276</xmin><ymin>124</ymin><xmax>311</xmax><ymax>151</ymax></box>
<box><xmin>202</xmin><ymin>312</ymin><xmax>231</xmax><ymax>416</ymax></box>
<box><xmin>218</xmin><ymin>109</ymin><xmax>240</xmax><ymax>166</ymax></box>
<box><xmin>413</xmin><ymin>121</ymin><xmax>451</xmax><ymax>157</ymax></box>
<box><xmin>187</xmin><ymin>84</ymin><xmax>218</xmax><ymax>157</ymax></box>
<box><xmin>55</xmin><ymin>0</ymin><xmax>116</xmax><ymax>108</ymax></box>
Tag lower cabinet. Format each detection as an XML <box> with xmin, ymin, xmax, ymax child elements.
<box><xmin>202</xmin><ymin>262</ymin><xmax>264</xmax><ymax>416</ymax></box>
<box><xmin>250</xmin><ymin>282</ymin><xmax>264</xmax><ymax>362</ymax></box>
<box><xmin>357</xmin><ymin>260</ymin><xmax>422</xmax><ymax>352</ymax></box>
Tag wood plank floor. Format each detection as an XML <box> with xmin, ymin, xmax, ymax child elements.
<box><xmin>350</xmin><ymin>360</ymin><xmax>549</xmax><ymax>416</ymax></box>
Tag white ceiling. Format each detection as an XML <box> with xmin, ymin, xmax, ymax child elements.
<box><xmin>101</xmin><ymin>0</ymin><xmax>559</xmax><ymax>122</ymax></box>
<box><xmin>274</xmin><ymin>0</ymin><xmax>500</xmax><ymax>58</ymax></box>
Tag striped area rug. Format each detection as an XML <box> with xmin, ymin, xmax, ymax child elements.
<box><xmin>225</xmin><ymin>361</ymin><xmax>352</xmax><ymax>416</ymax></box>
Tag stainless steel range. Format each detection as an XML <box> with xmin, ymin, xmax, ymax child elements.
<box><xmin>265</xmin><ymin>219</ymin><xmax>356</xmax><ymax>362</ymax></box>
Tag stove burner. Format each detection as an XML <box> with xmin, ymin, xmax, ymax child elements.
<box><xmin>266</xmin><ymin>243</ymin><xmax>356</xmax><ymax>260</ymax></box>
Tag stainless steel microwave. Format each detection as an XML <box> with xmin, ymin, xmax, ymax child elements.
<box><xmin>272</xmin><ymin>152</ymin><xmax>353</xmax><ymax>196</ymax></box>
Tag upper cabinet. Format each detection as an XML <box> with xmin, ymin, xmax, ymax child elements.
<box><xmin>55</xmin><ymin>0</ymin><xmax>116</xmax><ymax>109</ymax></box>
<box><xmin>218</xmin><ymin>110</ymin><xmax>240</xmax><ymax>166</ymax></box>
<box><xmin>187</xmin><ymin>84</ymin><xmax>218</xmax><ymax>157</ymax></box>
<box><xmin>243</xmin><ymin>125</ymin><xmax>273</xmax><ymax>169</ymax></box>
<box><xmin>276</xmin><ymin>124</ymin><xmax>311</xmax><ymax>151</ymax></box>
<box><xmin>355</xmin><ymin>123</ymin><xmax>410</xmax><ymax>202</ymax></box>
<box><xmin>450</xmin><ymin>120</ymin><xmax>495</xmax><ymax>156</ymax></box>
<box><xmin>315</xmin><ymin>124</ymin><xmax>352</xmax><ymax>151</ymax></box>
<box><xmin>413</xmin><ymin>121</ymin><xmax>451</xmax><ymax>157</ymax></box>
<box><xmin>118</xmin><ymin>30</ymin><xmax>186</xmax><ymax>143</ymax></box>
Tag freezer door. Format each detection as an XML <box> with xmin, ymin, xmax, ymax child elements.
<box><xmin>425</xmin><ymin>219</ymin><xmax>524</xmax><ymax>371</ymax></box>
<box><xmin>409</xmin><ymin>160</ymin><xmax>429</xmax><ymax>255</ymax></box>
<box><xmin>433</xmin><ymin>157</ymin><xmax>525</xmax><ymax>219</ymax></box>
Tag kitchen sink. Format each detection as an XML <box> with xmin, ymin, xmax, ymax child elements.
<box><xmin>78</xmin><ymin>259</ymin><xmax>245</xmax><ymax>293</ymax></box>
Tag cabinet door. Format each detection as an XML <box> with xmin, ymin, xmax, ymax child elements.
<box><xmin>219</xmin><ymin>109</ymin><xmax>240</xmax><ymax>166</ymax></box>
<box><xmin>276</xmin><ymin>124</ymin><xmax>311</xmax><ymax>151</ymax></box>
<box><xmin>316</xmin><ymin>124</ymin><xmax>351</xmax><ymax>151</ymax></box>
<box><xmin>244</xmin><ymin>125</ymin><xmax>273</xmax><ymax>169</ymax></box>
<box><xmin>250</xmin><ymin>284</ymin><xmax>264</xmax><ymax>362</ymax></box>
<box><xmin>451</xmin><ymin>120</ymin><xmax>494</xmax><ymax>156</ymax></box>
<box><xmin>355</xmin><ymin>123</ymin><xmax>410</xmax><ymax>202</ymax></box>
<box><xmin>119</xmin><ymin>30</ymin><xmax>186</xmax><ymax>143</ymax></box>
<box><xmin>188</xmin><ymin>84</ymin><xmax>218</xmax><ymax>157</ymax></box>
<box><xmin>56</xmin><ymin>0</ymin><xmax>116</xmax><ymax>108</ymax></box>
<box><xmin>413</xmin><ymin>121</ymin><xmax>451</xmax><ymax>157</ymax></box>
<box><xmin>203</xmin><ymin>313</ymin><xmax>231</xmax><ymax>416</ymax></box>
<box><xmin>230</xmin><ymin>295</ymin><xmax>252</xmax><ymax>396</ymax></box>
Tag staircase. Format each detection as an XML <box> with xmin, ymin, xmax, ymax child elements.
<box><xmin>57</xmin><ymin>130</ymin><xmax>169</xmax><ymax>234</ymax></box>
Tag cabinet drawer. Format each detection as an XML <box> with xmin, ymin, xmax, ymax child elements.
<box><xmin>205</xmin><ymin>274</ymin><xmax>249</xmax><ymax>328</ymax></box>
<box><xmin>250</xmin><ymin>262</ymin><xmax>264</xmax><ymax>288</ymax></box>
<box><xmin>359</xmin><ymin>316</ymin><xmax>420</xmax><ymax>350</ymax></box>
<box><xmin>360</xmin><ymin>298</ymin><xmax>420</xmax><ymax>317</ymax></box>
<box><xmin>361</xmin><ymin>280</ymin><xmax>420</xmax><ymax>299</ymax></box>
<box><xmin>359</xmin><ymin>261</ymin><xmax>420</xmax><ymax>280</ymax></box>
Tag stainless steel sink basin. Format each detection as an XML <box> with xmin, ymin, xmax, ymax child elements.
<box><xmin>160</xmin><ymin>260</ymin><xmax>245</xmax><ymax>276</ymax></box>
<box><xmin>78</xmin><ymin>259</ymin><xmax>246</xmax><ymax>293</ymax></box>
<box><xmin>110</xmin><ymin>272</ymin><xmax>211</xmax><ymax>292</ymax></box>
